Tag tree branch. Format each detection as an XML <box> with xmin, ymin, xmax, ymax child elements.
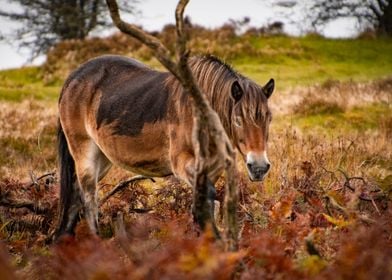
<box><xmin>27</xmin><ymin>171</ymin><xmax>56</xmax><ymax>189</ymax></box>
<box><xmin>106</xmin><ymin>0</ymin><xmax>238</xmax><ymax>251</ymax></box>
<box><xmin>106</xmin><ymin>0</ymin><xmax>179</xmax><ymax>78</ymax></box>
<box><xmin>99</xmin><ymin>175</ymin><xmax>154</xmax><ymax>206</ymax></box>
<box><xmin>0</xmin><ymin>197</ymin><xmax>49</xmax><ymax>214</ymax></box>
<box><xmin>337</xmin><ymin>168</ymin><xmax>386</xmax><ymax>203</ymax></box>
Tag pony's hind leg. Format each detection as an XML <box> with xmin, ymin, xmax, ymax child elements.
<box><xmin>55</xmin><ymin>125</ymin><xmax>84</xmax><ymax>239</ymax></box>
<box><xmin>63</xmin><ymin>181</ymin><xmax>83</xmax><ymax>234</ymax></box>
<box><xmin>73</xmin><ymin>141</ymin><xmax>112</xmax><ymax>235</ymax></box>
<box><xmin>77</xmin><ymin>167</ymin><xmax>99</xmax><ymax>234</ymax></box>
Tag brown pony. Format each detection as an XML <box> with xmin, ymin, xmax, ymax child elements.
<box><xmin>55</xmin><ymin>54</ymin><xmax>274</xmax><ymax>238</ymax></box>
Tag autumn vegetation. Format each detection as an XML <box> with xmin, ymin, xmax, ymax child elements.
<box><xmin>0</xmin><ymin>22</ymin><xmax>391</xmax><ymax>279</ymax></box>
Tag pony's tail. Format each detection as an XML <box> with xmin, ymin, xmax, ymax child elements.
<box><xmin>55</xmin><ymin>120</ymin><xmax>76</xmax><ymax>239</ymax></box>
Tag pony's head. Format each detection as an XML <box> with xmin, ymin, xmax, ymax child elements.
<box><xmin>229</xmin><ymin>78</ymin><xmax>274</xmax><ymax>181</ymax></box>
<box><xmin>182</xmin><ymin>55</ymin><xmax>275</xmax><ymax>181</ymax></box>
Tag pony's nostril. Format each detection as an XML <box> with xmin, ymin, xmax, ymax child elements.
<box><xmin>259</xmin><ymin>163</ymin><xmax>270</xmax><ymax>174</ymax></box>
<box><xmin>247</xmin><ymin>163</ymin><xmax>253</xmax><ymax>170</ymax></box>
<box><xmin>265</xmin><ymin>163</ymin><xmax>271</xmax><ymax>171</ymax></box>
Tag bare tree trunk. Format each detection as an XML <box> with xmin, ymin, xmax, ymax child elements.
<box><xmin>106</xmin><ymin>0</ymin><xmax>238</xmax><ymax>251</ymax></box>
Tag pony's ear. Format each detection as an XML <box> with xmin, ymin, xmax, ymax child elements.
<box><xmin>231</xmin><ymin>81</ymin><xmax>243</xmax><ymax>103</ymax></box>
<box><xmin>263</xmin><ymin>78</ymin><xmax>275</xmax><ymax>99</ymax></box>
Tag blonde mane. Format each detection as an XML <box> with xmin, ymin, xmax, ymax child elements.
<box><xmin>166</xmin><ymin>55</ymin><xmax>270</xmax><ymax>136</ymax></box>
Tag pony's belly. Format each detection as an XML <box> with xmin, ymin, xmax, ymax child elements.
<box><xmin>119</xmin><ymin>162</ymin><xmax>172</xmax><ymax>177</ymax></box>
<box><xmin>104</xmin><ymin>147</ymin><xmax>172</xmax><ymax>177</ymax></box>
<box><xmin>96</xmin><ymin>131</ymin><xmax>172</xmax><ymax>177</ymax></box>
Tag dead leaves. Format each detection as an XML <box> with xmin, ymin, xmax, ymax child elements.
<box><xmin>0</xmin><ymin>156</ymin><xmax>390</xmax><ymax>279</ymax></box>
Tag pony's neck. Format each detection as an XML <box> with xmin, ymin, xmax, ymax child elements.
<box><xmin>165</xmin><ymin>55</ymin><xmax>238</xmax><ymax>139</ymax></box>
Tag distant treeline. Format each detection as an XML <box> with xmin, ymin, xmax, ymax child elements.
<box><xmin>43</xmin><ymin>20</ymin><xmax>383</xmax><ymax>84</ymax></box>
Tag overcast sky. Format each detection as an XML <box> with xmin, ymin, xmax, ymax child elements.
<box><xmin>0</xmin><ymin>0</ymin><xmax>358</xmax><ymax>70</ymax></box>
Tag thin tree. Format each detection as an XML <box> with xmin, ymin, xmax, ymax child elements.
<box><xmin>106</xmin><ymin>0</ymin><xmax>239</xmax><ymax>251</ymax></box>
<box><xmin>311</xmin><ymin>0</ymin><xmax>392</xmax><ymax>36</ymax></box>
<box><xmin>0</xmin><ymin>0</ymin><xmax>137</xmax><ymax>58</ymax></box>
<box><xmin>276</xmin><ymin>0</ymin><xmax>392</xmax><ymax>36</ymax></box>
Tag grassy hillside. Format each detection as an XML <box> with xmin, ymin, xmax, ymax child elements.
<box><xmin>1</xmin><ymin>35</ymin><xmax>391</xmax><ymax>102</ymax></box>
<box><xmin>236</xmin><ymin>36</ymin><xmax>392</xmax><ymax>89</ymax></box>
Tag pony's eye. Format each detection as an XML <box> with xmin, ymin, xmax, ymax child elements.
<box><xmin>234</xmin><ymin>116</ymin><xmax>243</xmax><ymax>127</ymax></box>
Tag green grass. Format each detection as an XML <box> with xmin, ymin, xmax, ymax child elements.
<box><xmin>0</xmin><ymin>67</ymin><xmax>59</xmax><ymax>102</ymax></box>
<box><xmin>288</xmin><ymin>102</ymin><xmax>391</xmax><ymax>134</ymax></box>
<box><xmin>232</xmin><ymin>36</ymin><xmax>392</xmax><ymax>89</ymax></box>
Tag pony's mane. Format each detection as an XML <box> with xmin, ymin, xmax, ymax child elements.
<box><xmin>166</xmin><ymin>54</ymin><xmax>269</xmax><ymax>135</ymax></box>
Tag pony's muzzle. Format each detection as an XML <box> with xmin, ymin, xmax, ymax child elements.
<box><xmin>246</xmin><ymin>162</ymin><xmax>270</xmax><ymax>181</ymax></box>
<box><xmin>246</xmin><ymin>151</ymin><xmax>271</xmax><ymax>181</ymax></box>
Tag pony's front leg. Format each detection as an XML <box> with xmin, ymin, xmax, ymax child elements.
<box><xmin>193</xmin><ymin>172</ymin><xmax>220</xmax><ymax>238</ymax></box>
<box><xmin>171</xmin><ymin>151</ymin><xmax>219</xmax><ymax>237</ymax></box>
